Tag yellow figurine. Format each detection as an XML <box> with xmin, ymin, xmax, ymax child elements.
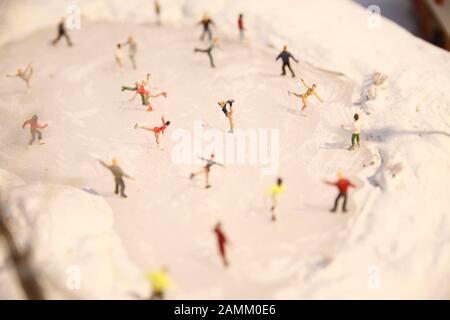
<box><xmin>289</xmin><ymin>78</ymin><xmax>324</xmax><ymax>116</ymax></box>
<box><xmin>146</xmin><ymin>266</ymin><xmax>173</xmax><ymax>300</ymax></box>
<box><xmin>269</xmin><ymin>177</ymin><xmax>286</xmax><ymax>222</ymax></box>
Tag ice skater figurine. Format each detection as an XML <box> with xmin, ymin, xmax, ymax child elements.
<box><xmin>238</xmin><ymin>13</ymin><xmax>245</xmax><ymax>41</ymax></box>
<box><xmin>269</xmin><ymin>177</ymin><xmax>286</xmax><ymax>222</ymax></box>
<box><xmin>194</xmin><ymin>38</ymin><xmax>221</xmax><ymax>68</ymax></box>
<box><xmin>190</xmin><ymin>153</ymin><xmax>224</xmax><ymax>189</ymax></box>
<box><xmin>146</xmin><ymin>266</ymin><xmax>172</xmax><ymax>300</ymax></box>
<box><xmin>122</xmin><ymin>75</ymin><xmax>167</xmax><ymax>111</ymax></box>
<box><xmin>121</xmin><ymin>73</ymin><xmax>151</xmax><ymax>105</ymax></box>
<box><xmin>99</xmin><ymin>158</ymin><xmax>133</xmax><ymax>198</ymax></box>
<box><xmin>114</xmin><ymin>43</ymin><xmax>123</xmax><ymax>70</ymax></box>
<box><xmin>198</xmin><ymin>14</ymin><xmax>215</xmax><ymax>41</ymax></box>
<box><xmin>276</xmin><ymin>45</ymin><xmax>299</xmax><ymax>77</ymax></box>
<box><xmin>22</xmin><ymin>115</ymin><xmax>48</xmax><ymax>145</ymax></box>
<box><xmin>218</xmin><ymin>99</ymin><xmax>236</xmax><ymax>133</ymax></box>
<box><xmin>213</xmin><ymin>222</ymin><xmax>229</xmax><ymax>267</ymax></box>
<box><xmin>135</xmin><ymin>116</ymin><xmax>171</xmax><ymax>150</ymax></box>
<box><xmin>6</xmin><ymin>62</ymin><xmax>33</xmax><ymax>89</ymax></box>
<box><xmin>324</xmin><ymin>172</ymin><xmax>356</xmax><ymax>213</ymax></box>
<box><xmin>123</xmin><ymin>36</ymin><xmax>137</xmax><ymax>69</ymax></box>
<box><xmin>288</xmin><ymin>78</ymin><xmax>323</xmax><ymax>116</ymax></box>
<box><xmin>154</xmin><ymin>0</ymin><xmax>161</xmax><ymax>25</ymax></box>
<box><xmin>342</xmin><ymin>113</ymin><xmax>363</xmax><ymax>150</ymax></box>
<box><xmin>51</xmin><ymin>18</ymin><xmax>73</xmax><ymax>47</ymax></box>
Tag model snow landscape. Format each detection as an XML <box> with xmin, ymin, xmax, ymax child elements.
<box><xmin>0</xmin><ymin>0</ymin><xmax>449</xmax><ymax>300</ymax></box>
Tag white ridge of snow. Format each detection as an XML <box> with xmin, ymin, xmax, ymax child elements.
<box><xmin>0</xmin><ymin>0</ymin><xmax>449</xmax><ymax>299</ymax></box>
<box><xmin>0</xmin><ymin>170</ymin><xmax>147</xmax><ymax>299</ymax></box>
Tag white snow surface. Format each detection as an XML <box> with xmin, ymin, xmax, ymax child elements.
<box><xmin>0</xmin><ymin>0</ymin><xmax>449</xmax><ymax>299</ymax></box>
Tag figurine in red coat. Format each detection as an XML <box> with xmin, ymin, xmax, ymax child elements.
<box><xmin>238</xmin><ymin>13</ymin><xmax>245</xmax><ymax>41</ymax></box>
<box><xmin>22</xmin><ymin>115</ymin><xmax>48</xmax><ymax>145</ymax></box>
<box><xmin>324</xmin><ymin>172</ymin><xmax>356</xmax><ymax>213</ymax></box>
<box><xmin>213</xmin><ymin>222</ymin><xmax>229</xmax><ymax>267</ymax></box>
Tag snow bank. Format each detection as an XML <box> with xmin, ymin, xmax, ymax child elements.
<box><xmin>0</xmin><ymin>170</ymin><xmax>147</xmax><ymax>299</ymax></box>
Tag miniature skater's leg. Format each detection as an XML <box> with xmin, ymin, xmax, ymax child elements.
<box><xmin>301</xmin><ymin>96</ymin><xmax>308</xmax><ymax>114</ymax></box>
<box><xmin>271</xmin><ymin>196</ymin><xmax>278</xmax><ymax>221</ymax></box>
<box><xmin>281</xmin><ymin>63</ymin><xmax>287</xmax><ymax>76</ymax></box>
<box><xmin>287</xmin><ymin>62</ymin><xmax>295</xmax><ymax>77</ymax></box>
<box><xmin>52</xmin><ymin>33</ymin><xmax>62</xmax><ymax>45</ymax></box>
<box><xmin>220</xmin><ymin>246</ymin><xmax>228</xmax><ymax>267</ymax></box>
<box><xmin>207</xmin><ymin>51</ymin><xmax>215</xmax><ymax>68</ymax></box>
<box><xmin>351</xmin><ymin>134</ymin><xmax>356</xmax><ymax>148</ymax></box>
<box><xmin>37</xmin><ymin>130</ymin><xmax>44</xmax><ymax>144</ymax></box>
<box><xmin>116</xmin><ymin>58</ymin><xmax>123</xmax><ymax>69</ymax></box>
<box><xmin>119</xmin><ymin>178</ymin><xmax>126</xmax><ymax>198</ymax></box>
<box><xmin>122</xmin><ymin>86</ymin><xmax>137</xmax><ymax>92</ymax></box>
<box><xmin>190</xmin><ymin>168</ymin><xmax>203</xmax><ymax>179</ymax></box>
<box><xmin>205</xmin><ymin>169</ymin><xmax>211</xmax><ymax>188</ymax></box>
<box><xmin>130</xmin><ymin>55</ymin><xmax>136</xmax><ymax>69</ymax></box>
<box><xmin>29</xmin><ymin>131</ymin><xmax>36</xmax><ymax>145</ymax></box>
<box><xmin>154</xmin><ymin>132</ymin><xmax>161</xmax><ymax>148</ymax></box>
<box><xmin>331</xmin><ymin>193</ymin><xmax>343</xmax><ymax>212</ymax></box>
<box><xmin>150</xmin><ymin>290</ymin><xmax>164</xmax><ymax>300</ymax></box>
<box><xmin>356</xmin><ymin>134</ymin><xmax>361</xmax><ymax>148</ymax></box>
<box><xmin>227</xmin><ymin>112</ymin><xmax>234</xmax><ymax>133</ymax></box>
<box><xmin>114</xmin><ymin>178</ymin><xmax>119</xmax><ymax>194</ymax></box>
<box><xmin>64</xmin><ymin>33</ymin><xmax>73</xmax><ymax>46</ymax></box>
<box><xmin>342</xmin><ymin>193</ymin><xmax>348</xmax><ymax>213</ymax></box>
<box><xmin>139</xmin><ymin>93</ymin><xmax>146</xmax><ymax>106</ymax></box>
<box><xmin>26</xmin><ymin>67</ymin><xmax>33</xmax><ymax>89</ymax></box>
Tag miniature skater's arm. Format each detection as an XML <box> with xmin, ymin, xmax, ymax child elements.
<box><xmin>276</xmin><ymin>53</ymin><xmax>282</xmax><ymax>61</ymax></box>
<box><xmin>24</xmin><ymin>63</ymin><xmax>33</xmax><ymax>74</ymax></box>
<box><xmin>313</xmin><ymin>91</ymin><xmax>324</xmax><ymax>103</ymax></box>
<box><xmin>301</xmin><ymin>78</ymin><xmax>310</xmax><ymax>89</ymax></box>
<box><xmin>22</xmin><ymin>120</ymin><xmax>30</xmax><ymax>128</ymax></box>
<box><xmin>213</xmin><ymin>161</ymin><xmax>225</xmax><ymax>168</ymax></box>
<box><xmin>290</xmin><ymin>54</ymin><xmax>299</xmax><ymax>63</ymax></box>
<box><xmin>122</xmin><ymin>172</ymin><xmax>133</xmax><ymax>179</ymax></box>
<box><xmin>129</xmin><ymin>91</ymin><xmax>138</xmax><ymax>101</ymax></box>
<box><xmin>323</xmin><ymin>180</ymin><xmax>337</xmax><ymax>186</ymax></box>
<box><xmin>37</xmin><ymin>123</ymin><xmax>48</xmax><ymax>129</ymax></box>
<box><xmin>290</xmin><ymin>91</ymin><xmax>302</xmax><ymax>98</ymax></box>
<box><xmin>99</xmin><ymin>160</ymin><xmax>111</xmax><ymax>170</ymax></box>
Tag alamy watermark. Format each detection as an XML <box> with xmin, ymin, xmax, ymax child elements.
<box><xmin>367</xmin><ymin>265</ymin><xmax>382</xmax><ymax>290</ymax></box>
<box><xmin>170</xmin><ymin>121</ymin><xmax>280</xmax><ymax>176</ymax></box>
<box><xmin>367</xmin><ymin>5</ymin><xmax>382</xmax><ymax>30</ymax></box>
<box><xmin>65</xmin><ymin>4</ymin><xmax>81</xmax><ymax>30</ymax></box>
<box><xmin>66</xmin><ymin>265</ymin><xmax>82</xmax><ymax>290</ymax></box>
